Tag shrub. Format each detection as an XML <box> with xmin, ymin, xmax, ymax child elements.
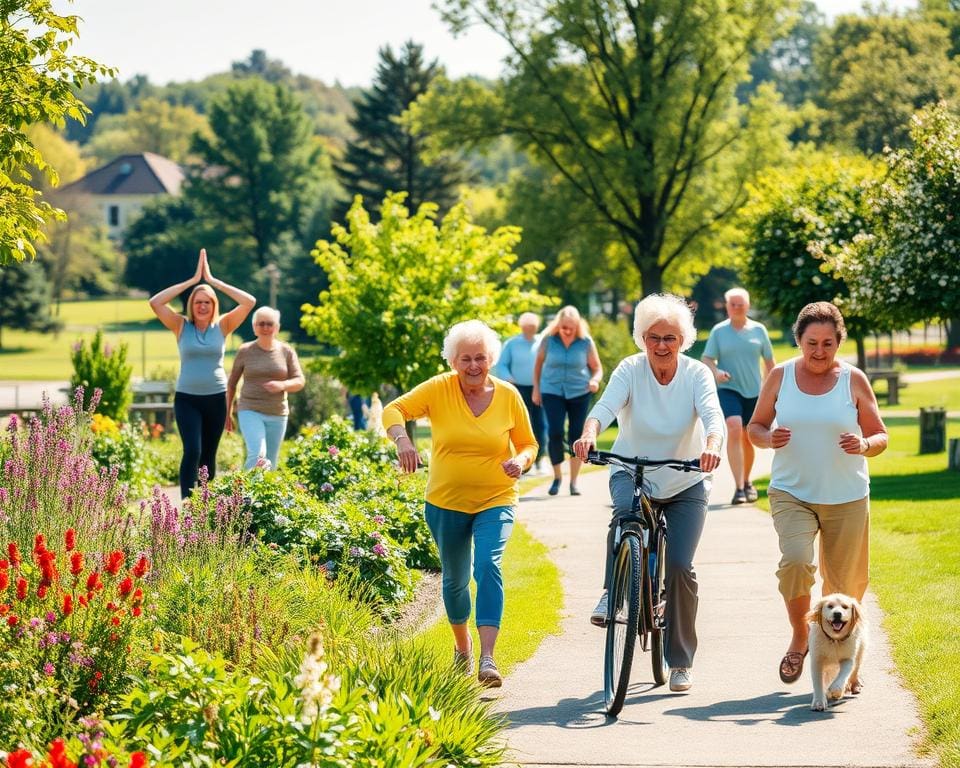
<box><xmin>0</xmin><ymin>530</ymin><xmax>152</xmax><ymax>749</ymax></box>
<box><xmin>3</xmin><ymin>722</ymin><xmax>148</xmax><ymax>768</ymax></box>
<box><xmin>70</xmin><ymin>330</ymin><xmax>133</xmax><ymax>422</ymax></box>
<box><xmin>90</xmin><ymin>414</ymin><xmax>158</xmax><ymax>498</ymax></box>
<box><xmin>285</xmin><ymin>365</ymin><xmax>350</xmax><ymax>437</ymax></box>
<box><xmin>590</xmin><ymin>315</ymin><xmax>638</xmax><ymax>387</ymax></box>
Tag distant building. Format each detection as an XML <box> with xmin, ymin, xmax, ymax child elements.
<box><xmin>59</xmin><ymin>152</ymin><xmax>184</xmax><ymax>239</ymax></box>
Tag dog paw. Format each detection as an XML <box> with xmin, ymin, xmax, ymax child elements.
<box><xmin>827</xmin><ymin>687</ymin><xmax>844</xmax><ymax>700</ymax></box>
<box><xmin>811</xmin><ymin>698</ymin><xmax>827</xmax><ymax>711</ymax></box>
<box><xmin>847</xmin><ymin>678</ymin><xmax>863</xmax><ymax>695</ymax></box>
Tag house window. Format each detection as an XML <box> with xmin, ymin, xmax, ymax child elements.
<box><xmin>108</xmin><ymin>205</ymin><xmax>120</xmax><ymax>226</ymax></box>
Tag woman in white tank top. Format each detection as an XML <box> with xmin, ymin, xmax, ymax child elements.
<box><xmin>747</xmin><ymin>302</ymin><xmax>887</xmax><ymax>688</ymax></box>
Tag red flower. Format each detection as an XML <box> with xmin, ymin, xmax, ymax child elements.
<box><xmin>64</xmin><ymin>529</ymin><xmax>76</xmax><ymax>552</ymax></box>
<box><xmin>46</xmin><ymin>739</ymin><xmax>76</xmax><ymax>768</ymax></box>
<box><xmin>94</xmin><ymin>670</ymin><xmax>102</xmax><ymax>680</ymax></box>
<box><xmin>118</xmin><ymin>577</ymin><xmax>133</xmax><ymax>598</ymax></box>
<box><xmin>0</xmin><ymin>558</ymin><xmax>8</xmax><ymax>570</ymax></box>
<box><xmin>85</xmin><ymin>571</ymin><xmax>102</xmax><ymax>592</ymax></box>
<box><xmin>15</xmin><ymin>577</ymin><xmax>27</xmax><ymax>600</ymax></box>
<box><xmin>32</xmin><ymin>534</ymin><xmax>46</xmax><ymax>558</ymax></box>
<box><xmin>105</xmin><ymin>551</ymin><xmax>125</xmax><ymax>576</ymax></box>
<box><xmin>38</xmin><ymin>551</ymin><xmax>57</xmax><ymax>587</ymax></box>
<box><xmin>132</xmin><ymin>555</ymin><xmax>150</xmax><ymax>578</ymax></box>
<box><xmin>0</xmin><ymin>604</ymin><xmax>8</xmax><ymax>615</ymax></box>
<box><xmin>5</xmin><ymin>748</ymin><xmax>34</xmax><ymax>768</ymax></box>
<box><xmin>110</xmin><ymin>615</ymin><xmax>121</xmax><ymax>627</ymax></box>
<box><xmin>69</xmin><ymin>552</ymin><xmax>84</xmax><ymax>576</ymax></box>
<box><xmin>132</xmin><ymin>587</ymin><xmax>143</xmax><ymax>605</ymax></box>
<box><xmin>62</xmin><ymin>594</ymin><xmax>73</xmax><ymax>616</ymax></box>
<box><xmin>129</xmin><ymin>752</ymin><xmax>148</xmax><ymax>768</ymax></box>
<box><xmin>8</xmin><ymin>542</ymin><xmax>21</xmax><ymax>568</ymax></box>
<box><xmin>7</xmin><ymin>614</ymin><xmax>18</xmax><ymax>627</ymax></box>
<box><xmin>37</xmin><ymin>585</ymin><xmax>48</xmax><ymax>599</ymax></box>
<box><xmin>106</xmin><ymin>601</ymin><xmax>119</xmax><ymax>612</ymax></box>
<box><xmin>0</xmin><ymin>571</ymin><xmax>8</xmax><ymax>592</ymax></box>
<box><xmin>132</xmin><ymin>606</ymin><xmax>142</xmax><ymax>617</ymax></box>
<box><xmin>78</xmin><ymin>595</ymin><xmax>88</xmax><ymax>608</ymax></box>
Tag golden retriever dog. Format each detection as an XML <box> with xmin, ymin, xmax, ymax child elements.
<box><xmin>807</xmin><ymin>593</ymin><xmax>868</xmax><ymax>712</ymax></box>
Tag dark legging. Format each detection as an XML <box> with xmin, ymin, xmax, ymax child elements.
<box><xmin>541</xmin><ymin>392</ymin><xmax>592</xmax><ymax>466</ymax></box>
<box><xmin>515</xmin><ymin>385</ymin><xmax>546</xmax><ymax>464</ymax></box>
<box><xmin>174</xmin><ymin>391</ymin><xmax>227</xmax><ymax>499</ymax></box>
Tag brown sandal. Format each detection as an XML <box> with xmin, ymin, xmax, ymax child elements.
<box><xmin>779</xmin><ymin>650</ymin><xmax>807</xmax><ymax>684</ymax></box>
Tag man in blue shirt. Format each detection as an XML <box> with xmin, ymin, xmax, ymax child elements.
<box><xmin>702</xmin><ymin>288</ymin><xmax>775</xmax><ymax>504</ymax></box>
<box><xmin>497</xmin><ymin>312</ymin><xmax>546</xmax><ymax>472</ymax></box>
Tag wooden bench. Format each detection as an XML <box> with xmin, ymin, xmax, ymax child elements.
<box><xmin>866</xmin><ymin>369</ymin><xmax>904</xmax><ymax>406</ymax></box>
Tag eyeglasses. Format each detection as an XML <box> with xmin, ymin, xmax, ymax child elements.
<box><xmin>645</xmin><ymin>334</ymin><xmax>679</xmax><ymax>346</ymax></box>
<box><xmin>256</xmin><ymin>321</ymin><xmax>276</xmax><ymax>327</ymax></box>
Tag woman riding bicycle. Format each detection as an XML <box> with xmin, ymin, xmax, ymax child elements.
<box><xmin>573</xmin><ymin>293</ymin><xmax>724</xmax><ymax>693</ymax></box>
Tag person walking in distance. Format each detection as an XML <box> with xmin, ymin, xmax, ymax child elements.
<box><xmin>496</xmin><ymin>312</ymin><xmax>547</xmax><ymax>473</ymax></box>
<box><xmin>149</xmin><ymin>249</ymin><xmax>256</xmax><ymax>498</ymax></box>
<box><xmin>702</xmin><ymin>288</ymin><xmax>774</xmax><ymax>504</ymax></box>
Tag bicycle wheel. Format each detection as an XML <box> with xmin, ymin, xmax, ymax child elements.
<box><xmin>649</xmin><ymin>526</ymin><xmax>669</xmax><ymax>686</ymax></box>
<box><xmin>604</xmin><ymin>532</ymin><xmax>641</xmax><ymax>716</ymax></box>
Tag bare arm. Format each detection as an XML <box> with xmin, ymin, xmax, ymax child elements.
<box><xmin>202</xmin><ymin>251</ymin><xmax>256</xmax><ymax>336</ymax></box>
<box><xmin>586</xmin><ymin>340</ymin><xmax>603</xmax><ymax>392</ymax></box>
<box><xmin>148</xmin><ymin>251</ymin><xmax>203</xmax><ymax>335</ymax></box>
<box><xmin>701</xmin><ymin>355</ymin><xmax>731</xmax><ymax>384</ymax></box>
<box><xmin>531</xmin><ymin>341</ymin><xmax>547</xmax><ymax>405</ymax></box>
<box><xmin>763</xmin><ymin>356</ymin><xmax>775</xmax><ymax>377</ymax></box>
<box><xmin>747</xmin><ymin>366</ymin><xmax>790</xmax><ymax>449</ymax></box>
<box><xmin>840</xmin><ymin>369</ymin><xmax>888</xmax><ymax>457</ymax></box>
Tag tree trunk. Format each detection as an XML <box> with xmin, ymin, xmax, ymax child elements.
<box><xmin>854</xmin><ymin>334</ymin><xmax>867</xmax><ymax>370</ymax></box>
<box><xmin>947</xmin><ymin>317</ymin><xmax>960</xmax><ymax>348</ymax></box>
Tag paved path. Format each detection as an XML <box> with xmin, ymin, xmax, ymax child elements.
<box><xmin>496</xmin><ymin>454</ymin><xmax>933</xmax><ymax>768</ymax></box>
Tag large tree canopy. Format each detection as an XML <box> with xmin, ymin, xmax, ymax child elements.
<box><xmin>0</xmin><ymin>0</ymin><xmax>113</xmax><ymax>264</ymax></box>
<box><xmin>829</xmin><ymin>103</ymin><xmax>960</xmax><ymax>347</ymax></box>
<box><xmin>413</xmin><ymin>0</ymin><xmax>796</xmax><ymax>294</ymax></box>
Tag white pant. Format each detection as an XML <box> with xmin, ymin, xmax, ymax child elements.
<box><xmin>237</xmin><ymin>410</ymin><xmax>288</xmax><ymax>470</ymax></box>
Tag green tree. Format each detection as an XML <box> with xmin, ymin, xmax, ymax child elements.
<box><xmin>812</xmin><ymin>12</ymin><xmax>960</xmax><ymax>154</ymax></box>
<box><xmin>187</xmin><ymin>79</ymin><xmax>326</xmax><ymax>268</ymax></box>
<box><xmin>414</xmin><ymin>0</ymin><xmax>796</xmax><ymax>295</ymax></box>
<box><xmin>0</xmin><ymin>0</ymin><xmax>113</xmax><ymax>263</ymax></box>
<box><xmin>0</xmin><ymin>260</ymin><xmax>60</xmax><ymax>348</ymax></box>
<box><xmin>84</xmin><ymin>98</ymin><xmax>210</xmax><ymax>164</ymax></box>
<box><xmin>69</xmin><ymin>329</ymin><xmax>133</xmax><ymax>421</ymax></box>
<box><xmin>829</xmin><ymin>103</ymin><xmax>960</xmax><ymax>348</ymax></box>
<box><xmin>335</xmin><ymin>41</ymin><xmax>468</xmax><ymax>216</ymax></box>
<box><xmin>740</xmin><ymin>153</ymin><xmax>883</xmax><ymax>368</ymax></box>
<box><xmin>301</xmin><ymin>192</ymin><xmax>555</xmax><ymax>400</ymax></box>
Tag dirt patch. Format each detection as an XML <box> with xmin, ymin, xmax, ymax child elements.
<box><xmin>389</xmin><ymin>570</ymin><xmax>444</xmax><ymax>635</ymax></box>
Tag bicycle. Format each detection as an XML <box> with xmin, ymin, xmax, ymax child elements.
<box><xmin>585</xmin><ymin>449</ymin><xmax>701</xmax><ymax>716</ymax></box>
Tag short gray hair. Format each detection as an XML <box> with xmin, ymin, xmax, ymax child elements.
<box><xmin>518</xmin><ymin>311</ymin><xmax>540</xmax><ymax>328</ymax></box>
<box><xmin>443</xmin><ymin>319</ymin><xmax>502</xmax><ymax>367</ymax></box>
<box><xmin>633</xmin><ymin>293</ymin><xmax>697</xmax><ymax>352</ymax></box>
<box><xmin>252</xmin><ymin>306</ymin><xmax>280</xmax><ymax>329</ymax></box>
<box><xmin>724</xmin><ymin>287</ymin><xmax>750</xmax><ymax>303</ymax></box>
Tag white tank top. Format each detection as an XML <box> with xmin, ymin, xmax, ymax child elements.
<box><xmin>770</xmin><ymin>359</ymin><xmax>869</xmax><ymax>504</ymax></box>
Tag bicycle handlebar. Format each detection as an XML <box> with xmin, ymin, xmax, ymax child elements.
<box><xmin>585</xmin><ymin>450</ymin><xmax>701</xmax><ymax>472</ymax></box>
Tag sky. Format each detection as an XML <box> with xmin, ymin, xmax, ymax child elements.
<box><xmin>54</xmin><ymin>0</ymin><xmax>918</xmax><ymax>89</ymax></box>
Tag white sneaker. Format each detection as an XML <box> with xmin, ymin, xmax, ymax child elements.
<box><xmin>669</xmin><ymin>667</ymin><xmax>693</xmax><ymax>692</ymax></box>
<box><xmin>478</xmin><ymin>655</ymin><xmax>502</xmax><ymax>687</ymax></box>
<box><xmin>590</xmin><ymin>592</ymin><xmax>608</xmax><ymax>627</ymax></box>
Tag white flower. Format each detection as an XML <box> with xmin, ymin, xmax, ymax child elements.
<box><xmin>294</xmin><ymin>632</ymin><xmax>342</xmax><ymax>722</ymax></box>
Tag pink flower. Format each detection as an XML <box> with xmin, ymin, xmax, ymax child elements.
<box><xmin>43</xmin><ymin>662</ymin><xmax>55</xmax><ymax>676</ymax></box>
<box><xmin>372</xmin><ymin>542</ymin><xmax>387</xmax><ymax>557</ymax></box>
<box><xmin>327</xmin><ymin>445</ymin><xmax>340</xmax><ymax>456</ymax></box>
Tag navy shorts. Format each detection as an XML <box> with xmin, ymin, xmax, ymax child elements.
<box><xmin>718</xmin><ymin>389</ymin><xmax>758</xmax><ymax>424</ymax></box>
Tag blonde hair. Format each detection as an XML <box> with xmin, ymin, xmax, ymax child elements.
<box><xmin>544</xmin><ymin>305</ymin><xmax>589</xmax><ymax>339</ymax></box>
<box><xmin>632</xmin><ymin>293</ymin><xmax>697</xmax><ymax>353</ymax></box>
<box><xmin>186</xmin><ymin>284</ymin><xmax>220</xmax><ymax>325</ymax></box>
<box><xmin>443</xmin><ymin>320</ymin><xmax>502</xmax><ymax>367</ymax></box>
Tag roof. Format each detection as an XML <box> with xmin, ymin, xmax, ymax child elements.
<box><xmin>61</xmin><ymin>152</ymin><xmax>184</xmax><ymax>196</ymax></box>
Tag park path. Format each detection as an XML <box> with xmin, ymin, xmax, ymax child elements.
<box><xmin>493</xmin><ymin>452</ymin><xmax>934</xmax><ymax>768</ymax></box>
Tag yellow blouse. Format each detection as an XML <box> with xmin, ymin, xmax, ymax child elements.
<box><xmin>382</xmin><ymin>372</ymin><xmax>538</xmax><ymax>514</ymax></box>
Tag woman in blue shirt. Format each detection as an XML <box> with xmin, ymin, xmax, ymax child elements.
<box><xmin>532</xmin><ymin>305</ymin><xmax>603</xmax><ymax>496</ymax></box>
<box><xmin>149</xmin><ymin>249</ymin><xmax>256</xmax><ymax>498</ymax></box>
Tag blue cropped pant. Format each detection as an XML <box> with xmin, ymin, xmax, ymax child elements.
<box><xmin>424</xmin><ymin>502</ymin><xmax>515</xmax><ymax>627</ymax></box>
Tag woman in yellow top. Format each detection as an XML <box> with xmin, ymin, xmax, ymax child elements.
<box><xmin>383</xmin><ymin>319</ymin><xmax>538</xmax><ymax>688</ymax></box>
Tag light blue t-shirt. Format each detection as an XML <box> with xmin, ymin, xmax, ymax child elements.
<box><xmin>496</xmin><ymin>333</ymin><xmax>540</xmax><ymax>386</ymax></box>
<box><xmin>539</xmin><ymin>335</ymin><xmax>593</xmax><ymax>398</ymax></box>
<box><xmin>176</xmin><ymin>320</ymin><xmax>227</xmax><ymax>395</ymax></box>
<box><xmin>702</xmin><ymin>319</ymin><xmax>774</xmax><ymax>398</ymax></box>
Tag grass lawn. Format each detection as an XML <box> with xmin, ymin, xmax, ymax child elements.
<box><xmin>753</xmin><ymin>417</ymin><xmax>960</xmax><ymax>768</ymax></box>
<box><xmin>0</xmin><ymin>298</ymin><xmax>245</xmax><ymax>380</ymax></box>
<box><xmin>881</xmin><ymin>378</ymin><xmax>960</xmax><ymax>413</ymax></box>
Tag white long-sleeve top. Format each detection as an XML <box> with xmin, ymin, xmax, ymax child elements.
<box><xmin>588</xmin><ymin>353</ymin><xmax>726</xmax><ymax>499</ymax></box>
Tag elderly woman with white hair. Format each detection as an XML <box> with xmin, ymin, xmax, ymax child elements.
<box><xmin>226</xmin><ymin>306</ymin><xmax>305</xmax><ymax>470</ymax></box>
<box><xmin>383</xmin><ymin>319</ymin><xmax>538</xmax><ymax>688</ymax></box>
<box><xmin>573</xmin><ymin>293</ymin><xmax>724</xmax><ymax>693</ymax></box>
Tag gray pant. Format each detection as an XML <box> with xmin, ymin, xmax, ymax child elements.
<box><xmin>606</xmin><ymin>471</ymin><xmax>708</xmax><ymax>669</ymax></box>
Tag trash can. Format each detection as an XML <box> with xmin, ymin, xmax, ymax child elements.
<box><xmin>949</xmin><ymin>438</ymin><xmax>960</xmax><ymax>471</ymax></box>
<box><xmin>919</xmin><ymin>407</ymin><xmax>946</xmax><ymax>454</ymax></box>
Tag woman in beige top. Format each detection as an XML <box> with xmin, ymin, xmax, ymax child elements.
<box><xmin>226</xmin><ymin>307</ymin><xmax>305</xmax><ymax>470</ymax></box>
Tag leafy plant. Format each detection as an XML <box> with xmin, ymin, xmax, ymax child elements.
<box><xmin>90</xmin><ymin>414</ymin><xmax>158</xmax><ymax>498</ymax></box>
<box><xmin>70</xmin><ymin>330</ymin><xmax>133</xmax><ymax>422</ymax></box>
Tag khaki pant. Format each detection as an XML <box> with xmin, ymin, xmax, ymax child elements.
<box><xmin>769</xmin><ymin>488</ymin><xmax>870</xmax><ymax>601</ymax></box>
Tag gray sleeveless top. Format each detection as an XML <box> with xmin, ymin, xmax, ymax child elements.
<box><xmin>176</xmin><ymin>320</ymin><xmax>227</xmax><ymax>395</ymax></box>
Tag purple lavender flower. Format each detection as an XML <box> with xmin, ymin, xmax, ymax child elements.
<box><xmin>372</xmin><ymin>542</ymin><xmax>387</xmax><ymax>557</ymax></box>
<box><xmin>320</xmin><ymin>482</ymin><xmax>334</xmax><ymax>493</ymax></box>
<box><xmin>349</xmin><ymin>546</ymin><xmax>361</xmax><ymax>557</ymax></box>
<box><xmin>45</xmin><ymin>611</ymin><xmax>56</xmax><ymax>624</ymax></box>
